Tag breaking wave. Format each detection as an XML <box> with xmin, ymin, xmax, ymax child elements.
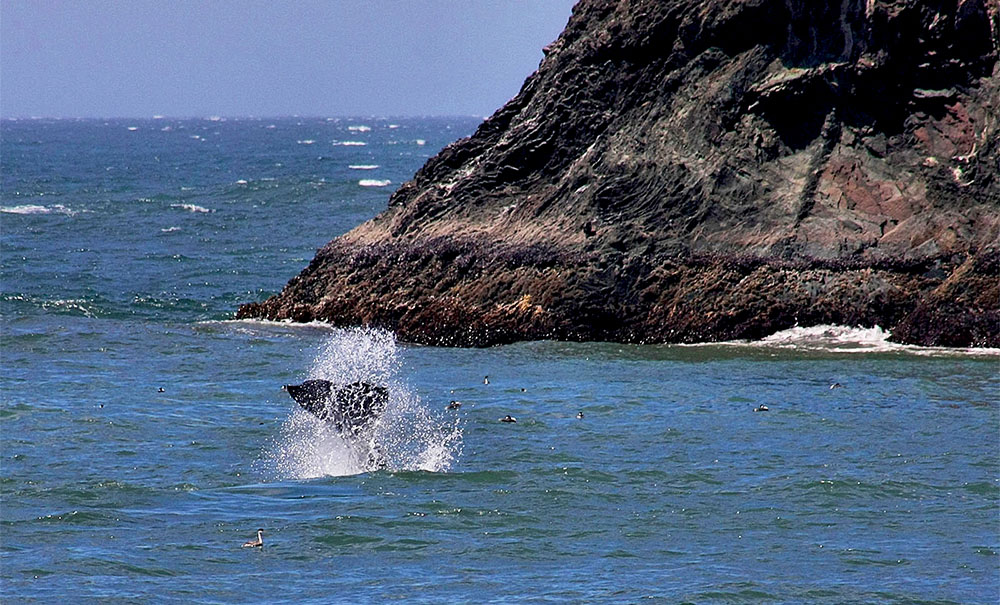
<box><xmin>358</xmin><ymin>179</ymin><xmax>391</xmax><ymax>187</ymax></box>
<box><xmin>713</xmin><ymin>324</ymin><xmax>999</xmax><ymax>357</ymax></box>
<box><xmin>1</xmin><ymin>204</ymin><xmax>80</xmax><ymax>215</ymax></box>
<box><xmin>260</xmin><ymin>328</ymin><xmax>462</xmax><ymax>478</ymax></box>
<box><xmin>170</xmin><ymin>203</ymin><xmax>213</xmax><ymax>213</ymax></box>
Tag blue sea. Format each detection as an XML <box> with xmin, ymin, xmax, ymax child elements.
<box><xmin>2</xmin><ymin>117</ymin><xmax>998</xmax><ymax>604</ymax></box>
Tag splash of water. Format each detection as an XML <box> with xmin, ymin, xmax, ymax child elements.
<box><xmin>261</xmin><ymin>327</ymin><xmax>462</xmax><ymax>479</ymax></box>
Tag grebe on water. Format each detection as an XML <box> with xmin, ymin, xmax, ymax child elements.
<box><xmin>242</xmin><ymin>528</ymin><xmax>264</xmax><ymax>548</ymax></box>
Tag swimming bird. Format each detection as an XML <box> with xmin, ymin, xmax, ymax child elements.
<box><xmin>576</xmin><ymin>411</ymin><xmax>584</xmax><ymax>419</ymax></box>
<box><xmin>447</xmin><ymin>400</ymin><xmax>462</xmax><ymax>410</ymax></box>
<box><xmin>830</xmin><ymin>383</ymin><xmax>843</xmax><ymax>389</ymax></box>
<box><xmin>242</xmin><ymin>528</ymin><xmax>264</xmax><ymax>548</ymax></box>
<box><xmin>484</xmin><ymin>376</ymin><xmax>490</xmax><ymax>385</ymax></box>
<box><xmin>500</xmin><ymin>414</ymin><xmax>516</xmax><ymax>423</ymax></box>
<box><xmin>157</xmin><ymin>387</ymin><xmax>164</xmax><ymax>393</ymax></box>
<box><xmin>754</xmin><ymin>405</ymin><xmax>769</xmax><ymax>412</ymax></box>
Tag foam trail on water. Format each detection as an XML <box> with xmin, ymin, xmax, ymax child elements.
<box><xmin>261</xmin><ymin>327</ymin><xmax>462</xmax><ymax>479</ymax></box>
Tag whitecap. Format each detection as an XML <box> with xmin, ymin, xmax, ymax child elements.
<box><xmin>358</xmin><ymin>179</ymin><xmax>391</xmax><ymax>187</ymax></box>
<box><xmin>684</xmin><ymin>324</ymin><xmax>1000</xmax><ymax>357</ymax></box>
<box><xmin>388</xmin><ymin>124</ymin><xmax>400</xmax><ymax>129</ymax></box>
<box><xmin>235</xmin><ymin>179</ymin><xmax>248</xmax><ymax>185</ymax></box>
<box><xmin>333</xmin><ymin>141</ymin><xmax>367</xmax><ymax>146</ymax></box>
<box><xmin>160</xmin><ymin>226</ymin><xmax>181</xmax><ymax>233</ymax></box>
<box><xmin>348</xmin><ymin>164</ymin><xmax>380</xmax><ymax>170</ymax></box>
<box><xmin>347</xmin><ymin>125</ymin><xmax>371</xmax><ymax>132</ymax></box>
<box><xmin>1</xmin><ymin>204</ymin><xmax>50</xmax><ymax>215</ymax></box>
<box><xmin>297</xmin><ymin>139</ymin><xmax>315</xmax><ymax>145</ymax></box>
<box><xmin>126</xmin><ymin>126</ymin><xmax>138</xmax><ymax>131</ymax></box>
<box><xmin>1</xmin><ymin>204</ymin><xmax>78</xmax><ymax>216</ymax></box>
<box><xmin>170</xmin><ymin>203</ymin><xmax>212</xmax><ymax>213</ymax></box>
<box><xmin>415</xmin><ymin>139</ymin><xmax>426</xmax><ymax>146</ymax></box>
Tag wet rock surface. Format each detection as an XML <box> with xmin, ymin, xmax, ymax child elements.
<box><xmin>239</xmin><ymin>0</ymin><xmax>1000</xmax><ymax>347</ymax></box>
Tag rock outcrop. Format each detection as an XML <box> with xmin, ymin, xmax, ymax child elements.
<box><xmin>239</xmin><ymin>0</ymin><xmax>1000</xmax><ymax>347</ymax></box>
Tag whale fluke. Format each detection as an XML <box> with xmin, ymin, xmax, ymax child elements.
<box><xmin>283</xmin><ymin>379</ymin><xmax>388</xmax><ymax>434</ymax></box>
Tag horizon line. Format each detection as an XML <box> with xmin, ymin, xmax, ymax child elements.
<box><xmin>1</xmin><ymin>113</ymin><xmax>491</xmax><ymax>121</ymax></box>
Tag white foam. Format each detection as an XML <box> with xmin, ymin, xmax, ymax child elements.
<box><xmin>333</xmin><ymin>141</ymin><xmax>367</xmax><ymax>146</ymax></box>
<box><xmin>2</xmin><ymin>204</ymin><xmax>51</xmax><ymax>215</ymax></box>
<box><xmin>415</xmin><ymin>139</ymin><xmax>426</xmax><ymax>146</ymax></box>
<box><xmin>1</xmin><ymin>204</ymin><xmax>78</xmax><ymax>216</ymax></box>
<box><xmin>348</xmin><ymin>164</ymin><xmax>380</xmax><ymax>170</ymax></box>
<box><xmin>126</xmin><ymin>126</ymin><xmax>138</xmax><ymax>131</ymax></box>
<box><xmin>697</xmin><ymin>324</ymin><xmax>1000</xmax><ymax>357</ymax></box>
<box><xmin>388</xmin><ymin>124</ymin><xmax>400</xmax><ymax>129</ymax></box>
<box><xmin>261</xmin><ymin>327</ymin><xmax>462</xmax><ymax>479</ymax></box>
<box><xmin>297</xmin><ymin>139</ymin><xmax>315</xmax><ymax>145</ymax></box>
<box><xmin>170</xmin><ymin>203</ymin><xmax>212</xmax><ymax>213</ymax></box>
<box><xmin>160</xmin><ymin>226</ymin><xmax>181</xmax><ymax>233</ymax></box>
<box><xmin>235</xmin><ymin>179</ymin><xmax>248</xmax><ymax>185</ymax></box>
<box><xmin>347</xmin><ymin>125</ymin><xmax>371</xmax><ymax>132</ymax></box>
<box><xmin>358</xmin><ymin>179</ymin><xmax>391</xmax><ymax>187</ymax></box>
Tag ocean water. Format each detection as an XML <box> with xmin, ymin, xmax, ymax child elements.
<box><xmin>2</xmin><ymin>117</ymin><xmax>998</xmax><ymax>604</ymax></box>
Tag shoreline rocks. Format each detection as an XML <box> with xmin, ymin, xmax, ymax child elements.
<box><xmin>239</xmin><ymin>0</ymin><xmax>1000</xmax><ymax>348</ymax></box>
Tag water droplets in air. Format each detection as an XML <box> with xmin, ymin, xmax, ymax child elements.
<box><xmin>261</xmin><ymin>327</ymin><xmax>462</xmax><ymax>479</ymax></box>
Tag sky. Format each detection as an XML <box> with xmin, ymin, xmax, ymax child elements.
<box><xmin>0</xmin><ymin>0</ymin><xmax>577</xmax><ymax>118</ymax></box>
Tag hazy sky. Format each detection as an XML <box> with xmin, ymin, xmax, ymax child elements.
<box><xmin>1</xmin><ymin>1</ymin><xmax>577</xmax><ymax>118</ymax></box>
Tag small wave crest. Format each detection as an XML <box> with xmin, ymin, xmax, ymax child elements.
<box><xmin>170</xmin><ymin>203</ymin><xmax>213</xmax><ymax>213</ymax></box>
<box><xmin>358</xmin><ymin>179</ymin><xmax>391</xmax><ymax>187</ymax></box>
<box><xmin>333</xmin><ymin>141</ymin><xmax>366</xmax><ymax>146</ymax></box>
<box><xmin>348</xmin><ymin>164</ymin><xmax>380</xmax><ymax>170</ymax></box>
<box><xmin>720</xmin><ymin>324</ymin><xmax>999</xmax><ymax>356</ymax></box>
<box><xmin>260</xmin><ymin>328</ymin><xmax>462</xmax><ymax>479</ymax></box>
<box><xmin>1</xmin><ymin>204</ymin><xmax>79</xmax><ymax>216</ymax></box>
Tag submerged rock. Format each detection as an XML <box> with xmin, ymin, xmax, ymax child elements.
<box><xmin>239</xmin><ymin>0</ymin><xmax>1000</xmax><ymax>347</ymax></box>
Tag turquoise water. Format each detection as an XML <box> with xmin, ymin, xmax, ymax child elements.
<box><xmin>2</xmin><ymin>118</ymin><xmax>998</xmax><ymax>603</ymax></box>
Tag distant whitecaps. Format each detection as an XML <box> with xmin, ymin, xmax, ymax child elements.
<box><xmin>297</xmin><ymin>139</ymin><xmax>315</xmax><ymax>145</ymax></box>
<box><xmin>126</xmin><ymin>126</ymin><xmax>138</xmax><ymax>131</ymax></box>
<box><xmin>333</xmin><ymin>141</ymin><xmax>366</xmax><ymax>146</ymax></box>
<box><xmin>347</xmin><ymin>125</ymin><xmax>371</xmax><ymax>132</ymax></box>
<box><xmin>170</xmin><ymin>203</ymin><xmax>213</xmax><ymax>213</ymax></box>
<box><xmin>358</xmin><ymin>179</ymin><xmax>391</xmax><ymax>187</ymax></box>
<box><xmin>348</xmin><ymin>164</ymin><xmax>380</xmax><ymax>170</ymax></box>
<box><xmin>160</xmin><ymin>226</ymin><xmax>181</xmax><ymax>233</ymax></box>
<box><xmin>415</xmin><ymin>139</ymin><xmax>426</xmax><ymax>146</ymax></box>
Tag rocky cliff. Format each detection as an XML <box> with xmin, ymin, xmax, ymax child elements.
<box><xmin>239</xmin><ymin>0</ymin><xmax>1000</xmax><ymax>347</ymax></box>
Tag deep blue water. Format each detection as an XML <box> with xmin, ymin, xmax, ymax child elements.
<box><xmin>2</xmin><ymin>118</ymin><xmax>998</xmax><ymax>604</ymax></box>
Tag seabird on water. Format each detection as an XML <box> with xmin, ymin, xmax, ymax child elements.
<box><xmin>447</xmin><ymin>400</ymin><xmax>462</xmax><ymax>410</ymax></box>
<box><xmin>484</xmin><ymin>376</ymin><xmax>490</xmax><ymax>385</ymax></box>
<box><xmin>242</xmin><ymin>528</ymin><xmax>264</xmax><ymax>548</ymax></box>
<box><xmin>576</xmin><ymin>411</ymin><xmax>584</xmax><ymax>419</ymax></box>
<box><xmin>753</xmin><ymin>405</ymin><xmax>769</xmax><ymax>412</ymax></box>
<box><xmin>830</xmin><ymin>383</ymin><xmax>843</xmax><ymax>389</ymax></box>
<box><xmin>499</xmin><ymin>414</ymin><xmax>516</xmax><ymax>423</ymax></box>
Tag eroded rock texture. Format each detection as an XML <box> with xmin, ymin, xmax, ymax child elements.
<box><xmin>239</xmin><ymin>0</ymin><xmax>1000</xmax><ymax>347</ymax></box>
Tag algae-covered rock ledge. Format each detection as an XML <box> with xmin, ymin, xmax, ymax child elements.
<box><xmin>238</xmin><ymin>0</ymin><xmax>1000</xmax><ymax>347</ymax></box>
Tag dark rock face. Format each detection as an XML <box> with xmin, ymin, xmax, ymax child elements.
<box><xmin>239</xmin><ymin>0</ymin><xmax>1000</xmax><ymax>347</ymax></box>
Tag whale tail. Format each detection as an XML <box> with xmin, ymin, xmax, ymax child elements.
<box><xmin>283</xmin><ymin>379</ymin><xmax>388</xmax><ymax>434</ymax></box>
